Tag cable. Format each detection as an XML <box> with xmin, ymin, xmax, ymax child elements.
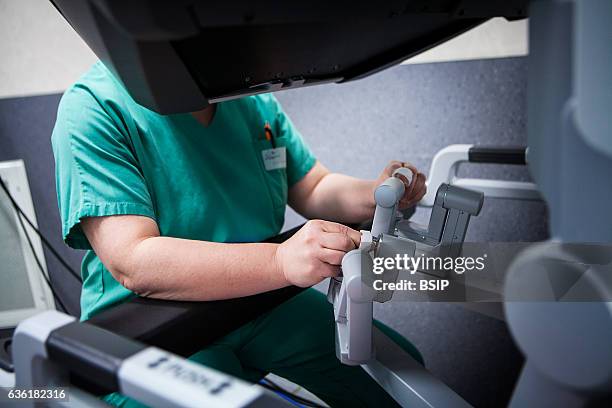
<box><xmin>0</xmin><ymin>177</ymin><xmax>82</xmax><ymax>283</ymax></box>
<box><xmin>260</xmin><ymin>380</ymin><xmax>326</xmax><ymax>408</ymax></box>
<box><xmin>262</xmin><ymin>385</ymin><xmax>305</xmax><ymax>408</ymax></box>
<box><xmin>0</xmin><ymin>176</ymin><xmax>75</xmax><ymax>313</ymax></box>
<box><xmin>260</xmin><ymin>382</ymin><xmax>308</xmax><ymax>408</ymax></box>
<box><xmin>14</xmin><ymin>205</ymin><xmax>68</xmax><ymax>313</ymax></box>
<box><xmin>259</xmin><ymin>378</ymin><xmax>328</xmax><ymax>408</ymax></box>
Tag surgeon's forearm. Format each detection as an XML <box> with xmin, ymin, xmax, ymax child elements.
<box><xmin>82</xmin><ymin>215</ymin><xmax>289</xmax><ymax>301</ymax></box>
<box><xmin>121</xmin><ymin>238</ymin><xmax>287</xmax><ymax>300</ymax></box>
<box><xmin>290</xmin><ymin>163</ymin><xmax>376</xmax><ymax>224</ymax></box>
<box><xmin>307</xmin><ymin>174</ymin><xmax>376</xmax><ymax>223</ymax></box>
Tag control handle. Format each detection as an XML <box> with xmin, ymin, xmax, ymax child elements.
<box><xmin>468</xmin><ymin>146</ymin><xmax>527</xmax><ymax>165</ymax></box>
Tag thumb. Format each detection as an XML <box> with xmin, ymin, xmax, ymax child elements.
<box><xmin>319</xmin><ymin>221</ymin><xmax>361</xmax><ymax>248</ymax></box>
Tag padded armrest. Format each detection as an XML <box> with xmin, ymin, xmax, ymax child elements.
<box><xmin>88</xmin><ymin>225</ymin><xmax>306</xmax><ymax>358</ymax></box>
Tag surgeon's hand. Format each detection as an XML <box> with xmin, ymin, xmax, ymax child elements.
<box><xmin>375</xmin><ymin>161</ymin><xmax>427</xmax><ymax>209</ymax></box>
<box><xmin>275</xmin><ymin>220</ymin><xmax>361</xmax><ymax>287</ymax></box>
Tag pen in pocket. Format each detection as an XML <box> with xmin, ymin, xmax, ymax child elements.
<box><xmin>264</xmin><ymin>121</ymin><xmax>276</xmax><ymax>148</ymax></box>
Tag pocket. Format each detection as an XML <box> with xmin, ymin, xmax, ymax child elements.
<box><xmin>252</xmin><ymin>138</ymin><xmax>288</xmax><ymax>210</ymax></box>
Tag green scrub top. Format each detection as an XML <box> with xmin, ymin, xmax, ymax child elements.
<box><xmin>52</xmin><ymin>62</ymin><xmax>316</xmax><ymax>321</ymax></box>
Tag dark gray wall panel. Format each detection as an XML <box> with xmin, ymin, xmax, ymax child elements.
<box><xmin>0</xmin><ymin>93</ymin><xmax>83</xmax><ymax>316</ymax></box>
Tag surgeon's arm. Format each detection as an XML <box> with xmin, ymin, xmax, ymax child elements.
<box><xmin>289</xmin><ymin>161</ymin><xmax>427</xmax><ymax>224</ymax></box>
<box><xmin>81</xmin><ymin>216</ymin><xmax>360</xmax><ymax>301</ymax></box>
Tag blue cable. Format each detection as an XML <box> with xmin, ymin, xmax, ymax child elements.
<box><xmin>259</xmin><ymin>379</ymin><xmax>306</xmax><ymax>407</ymax></box>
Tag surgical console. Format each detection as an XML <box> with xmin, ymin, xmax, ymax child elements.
<box><xmin>1</xmin><ymin>0</ymin><xmax>611</xmax><ymax>407</ymax></box>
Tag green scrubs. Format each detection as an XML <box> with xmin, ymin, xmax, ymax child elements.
<box><xmin>52</xmin><ymin>62</ymin><xmax>422</xmax><ymax>408</ymax></box>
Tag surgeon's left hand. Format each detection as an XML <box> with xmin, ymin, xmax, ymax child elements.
<box><xmin>375</xmin><ymin>161</ymin><xmax>427</xmax><ymax>209</ymax></box>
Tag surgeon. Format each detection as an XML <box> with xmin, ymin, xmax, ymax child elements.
<box><xmin>52</xmin><ymin>61</ymin><xmax>427</xmax><ymax>408</ymax></box>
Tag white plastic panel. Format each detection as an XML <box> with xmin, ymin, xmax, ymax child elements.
<box><xmin>0</xmin><ymin>160</ymin><xmax>55</xmax><ymax>328</ymax></box>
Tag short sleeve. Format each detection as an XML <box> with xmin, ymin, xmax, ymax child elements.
<box><xmin>52</xmin><ymin>86</ymin><xmax>156</xmax><ymax>250</ymax></box>
<box><xmin>260</xmin><ymin>94</ymin><xmax>317</xmax><ymax>186</ymax></box>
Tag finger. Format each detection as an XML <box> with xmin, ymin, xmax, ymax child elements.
<box><xmin>402</xmin><ymin>173</ymin><xmax>425</xmax><ymax>201</ymax></box>
<box><xmin>318</xmin><ymin>263</ymin><xmax>341</xmax><ymax>279</ymax></box>
<box><xmin>319</xmin><ymin>232</ymin><xmax>357</xmax><ymax>252</ymax></box>
<box><xmin>318</xmin><ymin>247</ymin><xmax>346</xmax><ymax>265</ymax></box>
<box><xmin>319</xmin><ymin>221</ymin><xmax>361</xmax><ymax>247</ymax></box>
<box><xmin>402</xmin><ymin>190</ymin><xmax>425</xmax><ymax>207</ymax></box>
<box><xmin>401</xmin><ymin>162</ymin><xmax>418</xmax><ymax>178</ymax></box>
<box><xmin>385</xmin><ymin>161</ymin><xmax>404</xmax><ymax>174</ymax></box>
<box><xmin>398</xmin><ymin>172</ymin><xmax>417</xmax><ymax>201</ymax></box>
<box><xmin>414</xmin><ymin>173</ymin><xmax>427</xmax><ymax>196</ymax></box>
<box><xmin>394</xmin><ymin>172</ymin><xmax>412</xmax><ymax>192</ymax></box>
<box><xmin>415</xmin><ymin>188</ymin><xmax>426</xmax><ymax>202</ymax></box>
<box><xmin>395</xmin><ymin>162</ymin><xmax>417</xmax><ymax>181</ymax></box>
<box><xmin>399</xmin><ymin>163</ymin><xmax>418</xmax><ymax>188</ymax></box>
<box><xmin>400</xmin><ymin>173</ymin><xmax>426</xmax><ymax>206</ymax></box>
<box><xmin>393</xmin><ymin>162</ymin><xmax>416</xmax><ymax>178</ymax></box>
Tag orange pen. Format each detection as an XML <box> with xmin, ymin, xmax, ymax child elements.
<box><xmin>264</xmin><ymin>121</ymin><xmax>276</xmax><ymax>148</ymax></box>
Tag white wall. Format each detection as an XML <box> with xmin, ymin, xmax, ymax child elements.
<box><xmin>0</xmin><ymin>0</ymin><xmax>527</xmax><ymax>99</ymax></box>
<box><xmin>404</xmin><ymin>18</ymin><xmax>527</xmax><ymax>65</ymax></box>
<box><xmin>0</xmin><ymin>0</ymin><xmax>97</xmax><ymax>99</ymax></box>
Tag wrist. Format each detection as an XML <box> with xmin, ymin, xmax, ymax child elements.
<box><xmin>271</xmin><ymin>243</ymin><xmax>290</xmax><ymax>286</ymax></box>
<box><xmin>367</xmin><ymin>179</ymin><xmax>378</xmax><ymax>209</ymax></box>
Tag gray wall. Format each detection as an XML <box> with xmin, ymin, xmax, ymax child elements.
<box><xmin>277</xmin><ymin>56</ymin><xmax>547</xmax><ymax>242</ymax></box>
<box><xmin>0</xmin><ymin>57</ymin><xmax>547</xmax><ymax>407</ymax></box>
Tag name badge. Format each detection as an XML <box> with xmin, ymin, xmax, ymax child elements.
<box><xmin>262</xmin><ymin>147</ymin><xmax>286</xmax><ymax>171</ymax></box>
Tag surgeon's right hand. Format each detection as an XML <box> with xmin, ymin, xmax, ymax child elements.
<box><xmin>275</xmin><ymin>220</ymin><xmax>362</xmax><ymax>287</ymax></box>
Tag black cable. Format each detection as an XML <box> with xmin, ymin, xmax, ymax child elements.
<box><xmin>0</xmin><ymin>177</ymin><xmax>82</xmax><ymax>283</ymax></box>
<box><xmin>14</xmin><ymin>205</ymin><xmax>68</xmax><ymax>313</ymax></box>
<box><xmin>260</xmin><ymin>378</ymin><xmax>327</xmax><ymax>408</ymax></box>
